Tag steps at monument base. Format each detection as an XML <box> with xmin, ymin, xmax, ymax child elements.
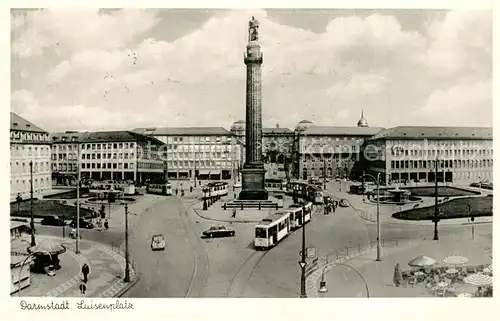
<box><xmin>222</xmin><ymin>199</ymin><xmax>279</xmax><ymax>210</ymax></box>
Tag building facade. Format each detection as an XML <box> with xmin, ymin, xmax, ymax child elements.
<box><xmin>296</xmin><ymin>124</ymin><xmax>383</xmax><ymax>180</ymax></box>
<box><xmin>10</xmin><ymin>113</ymin><xmax>52</xmax><ymax>202</ymax></box>
<box><xmin>230</xmin><ymin>121</ymin><xmax>295</xmax><ymax>180</ymax></box>
<box><xmin>50</xmin><ymin>131</ymin><xmax>166</xmax><ymax>183</ymax></box>
<box><xmin>50</xmin><ymin>131</ymin><xmax>86</xmax><ymax>185</ymax></box>
<box><xmin>364</xmin><ymin>126</ymin><xmax>493</xmax><ymax>185</ymax></box>
<box><xmin>134</xmin><ymin>127</ymin><xmax>237</xmax><ymax>181</ymax></box>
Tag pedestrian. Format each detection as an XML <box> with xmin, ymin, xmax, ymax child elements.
<box><xmin>232</xmin><ymin>208</ymin><xmax>237</xmax><ymax>218</ymax></box>
<box><xmin>181</xmin><ymin>189</ymin><xmax>185</xmax><ymax>197</ymax></box>
<box><xmin>175</xmin><ymin>188</ymin><xmax>178</xmax><ymax>196</ymax></box>
<box><xmin>190</xmin><ymin>186</ymin><xmax>193</xmax><ymax>193</ymax></box>
<box><xmin>393</xmin><ymin>263</ymin><xmax>403</xmax><ymax>287</ymax></box>
<box><xmin>81</xmin><ymin>263</ymin><xmax>90</xmax><ymax>283</ymax></box>
<box><xmin>79</xmin><ymin>283</ymin><xmax>87</xmax><ymax>294</ymax></box>
<box><xmin>104</xmin><ymin>219</ymin><xmax>109</xmax><ymax>230</ymax></box>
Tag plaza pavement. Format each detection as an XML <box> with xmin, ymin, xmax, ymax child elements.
<box><xmin>16</xmin><ymin>234</ymin><xmax>137</xmax><ymax>298</ymax></box>
<box><xmin>307</xmin><ymin>232</ymin><xmax>492</xmax><ymax>298</ymax></box>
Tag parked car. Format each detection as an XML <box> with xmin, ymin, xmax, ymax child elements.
<box><xmin>69</xmin><ymin>219</ymin><xmax>94</xmax><ymax>229</ymax></box>
<box><xmin>41</xmin><ymin>216</ymin><xmax>66</xmax><ymax>226</ymax></box>
<box><xmin>151</xmin><ymin>234</ymin><xmax>166</xmax><ymax>251</ymax></box>
<box><xmin>202</xmin><ymin>225</ymin><xmax>235</xmax><ymax>238</ymax></box>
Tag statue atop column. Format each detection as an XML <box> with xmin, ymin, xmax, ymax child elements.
<box><xmin>248</xmin><ymin>16</ymin><xmax>259</xmax><ymax>42</ymax></box>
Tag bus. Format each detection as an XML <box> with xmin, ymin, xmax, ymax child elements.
<box><xmin>254</xmin><ymin>211</ymin><xmax>291</xmax><ymax>250</ymax></box>
<box><xmin>146</xmin><ymin>181</ymin><xmax>173</xmax><ymax>196</ymax></box>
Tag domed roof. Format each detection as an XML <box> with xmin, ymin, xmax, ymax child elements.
<box><xmin>357</xmin><ymin>110</ymin><xmax>369</xmax><ymax>127</ymax></box>
<box><xmin>295</xmin><ymin>119</ymin><xmax>314</xmax><ymax>131</ymax></box>
<box><xmin>230</xmin><ymin>120</ymin><xmax>246</xmax><ymax>132</ymax></box>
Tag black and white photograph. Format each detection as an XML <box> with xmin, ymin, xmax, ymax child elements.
<box><xmin>6</xmin><ymin>4</ymin><xmax>496</xmax><ymax>319</ymax></box>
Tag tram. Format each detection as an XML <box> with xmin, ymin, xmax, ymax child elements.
<box><xmin>254</xmin><ymin>211</ymin><xmax>291</xmax><ymax>250</ymax></box>
<box><xmin>287</xmin><ymin>202</ymin><xmax>312</xmax><ymax>229</ymax></box>
<box><xmin>146</xmin><ymin>181</ymin><xmax>173</xmax><ymax>196</ymax></box>
<box><xmin>203</xmin><ymin>181</ymin><xmax>229</xmax><ymax>198</ymax></box>
<box><xmin>285</xmin><ymin>181</ymin><xmax>324</xmax><ymax>205</ymax></box>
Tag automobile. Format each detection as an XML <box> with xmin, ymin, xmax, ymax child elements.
<box><xmin>202</xmin><ymin>225</ymin><xmax>235</xmax><ymax>238</ymax></box>
<box><xmin>151</xmin><ymin>234</ymin><xmax>166</xmax><ymax>251</ymax></box>
<box><xmin>41</xmin><ymin>215</ymin><xmax>66</xmax><ymax>226</ymax></box>
<box><xmin>339</xmin><ymin>199</ymin><xmax>349</xmax><ymax>208</ymax></box>
<box><xmin>69</xmin><ymin>219</ymin><xmax>94</xmax><ymax>229</ymax></box>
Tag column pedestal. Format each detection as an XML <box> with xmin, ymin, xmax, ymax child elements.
<box><xmin>239</xmin><ymin>166</ymin><xmax>268</xmax><ymax>200</ymax></box>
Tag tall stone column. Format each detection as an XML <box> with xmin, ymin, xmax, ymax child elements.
<box><xmin>239</xmin><ymin>16</ymin><xmax>268</xmax><ymax>200</ymax></box>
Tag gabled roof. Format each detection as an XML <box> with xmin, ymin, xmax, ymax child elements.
<box><xmin>369</xmin><ymin>126</ymin><xmax>493</xmax><ymax>141</ymax></box>
<box><xmin>81</xmin><ymin>131</ymin><xmax>165</xmax><ymax>145</ymax></box>
<box><xmin>133</xmin><ymin>127</ymin><xmax>232</xmax><ymax>136</ymax></box>
<box><xmin>10</xmin><ymin>112</ymin><xmax>47</xmax><ymax>133</ymax></box>
<box><xmin>302</xmin><ymin>126</ymin><xmax>384</xmax><ymax>136</ymax></box>
<box><xmin>263</xmin><ymin>128</ymin><xmax>293</xmax><ymax>134</ymax></box>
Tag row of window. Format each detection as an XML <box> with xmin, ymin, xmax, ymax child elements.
<box><xmin>11</xmin><ymin>145</ymin><xmax>51</xmax><ymax>157</ymax></box>
<box><xmin>300</xmin><ymin>145</ymin><xmax>359</xmax><ymax>153</ymax></box>
<box><xmin>159</xmin><ymin>136</ymin><xmax>231</xmax><ymax>143</ymax></box>
<box><xmin>81</xmin><ymin>163</ymin><xmax>135</xmax><ymax>170</ymax></box>
<box><xmin>302</xmin><ymin>137</ymin><xmax>362</xmax><ymax>144</ymax></box>
<box><xmin>166</xmin><ymin>145</ymin><xmax>232</xmax><ymax>152</ymax></box>
<box><xmin>389</xmin><ymin>139</ymin><xmax>491</xmax><ymax>147</ymax></box>
<box><xmin>168</xmin><ymin>152</ymin><xmax>233</xmax><ymax>159</ymax></box>
<box><xmin>10</xmin><ymin>130</ymin><xmax>50</xmax><ymax>142</ymax></box>
<box><xmin>10</xmin><ymin>161</ymin><xmax>50</xmax><ymax>173</ymax></box>
<box><xmin>53</xmin><ymin>163</ymin><xmax>78</xmax><ymax>172</ymax></box>
<box><xmin>391</xmin><ymin>148</ymin><xmax>493</xmax><ymax>158</ymax></box>
<box><xmin>167</xmin><ymin>160</ymin><xmax>232</xmax><ymax>168</ymax></box>
<box><xmin>390</xmin><ymin>159</ymin><xmax>493</xmax><ymax>170</ymax></box>
<box><xmin>137</xmin><ymin>162</ymin><xmax>164</xmax><ymax>169</ymax></box>
<box><xmin>11</xmin><ymin>177</ymin><xmax>51</xmax><ymax>190</ymax></box>
<box><xmin>80</xmin><ymin>142</ymin><xmax>136</xmax><ymax>150</ymax></box>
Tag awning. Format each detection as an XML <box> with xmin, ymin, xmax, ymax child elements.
<box><xmin>199</xmin><ymin>170</ymin><xmax>210</xmax><ymax>175</ymax></box>
<box><xmin>199</xmin><ymin>170</ymin><xmax>221</xmax><ymax>175</ymax></box>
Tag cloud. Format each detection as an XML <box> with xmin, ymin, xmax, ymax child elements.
<box><xmin>12</xmin><ymin>9</ymin><xmax>160</xmax><ymax>58</ymax></box>
<box><xmin>411</xmin><ymin>80</ymin><xmax>492</xmax><ymax>127</ymax></box>
<box><xmin>11</xmin><ymin>9</ymin><xmax>492</xmax><ymax>132</ymax></box>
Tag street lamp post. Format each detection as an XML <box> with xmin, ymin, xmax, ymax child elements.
<box><xmin>361</xmin><ymin>172</ymin><xmax>381</xmax><ymax>261</ymax></box>
<box><xmin>124</xmin><ymin>202</ymin><xmax>130</xmax><ymax>283</ymax></box>
<box><xmin>29</xmin><ymin>161</ymin><xmax>36</xmax><ymax>246</ymax></box>
<box><xmin>318</xmin><ymin>262</ymin><xmax>370</xmax><ymax>297</ymax></box>
<box><xmin>299</xmin><ymin>205</ymin><xmax>307</xmax><ymax>298</ymax></box>
<box><xmin>76</xmin><ymin>143</ymin><xmax>81</xmax><ymax>254</ymax></box>
<box><xmin>433</xmin><ymin>157</ymin><xmax>440</xmax><ymax>241</ymax></box>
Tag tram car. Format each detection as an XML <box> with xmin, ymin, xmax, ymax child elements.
<box><xmin>203</xmin><ymin>181</ymin><xmax>229</xmax><ymax>198</ymax></box>
<box><xmin>287</xmin><ymin>202</ymin><xmax>312</xmax><ymax>229</ymax></box>
<box><xmin>146</xmin><ymin>181</ymin><xmax>173</xmax><ymax>196</ymax></box>
<box><xmin>254</xmin><ymin>211</ymin><xmax>291</xmax><ymax>250</ymax></box>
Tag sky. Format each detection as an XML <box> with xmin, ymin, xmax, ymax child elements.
<box><xmin>10</xmin><ymin>8</ymin><xmax>492</xmax><ymax>133</ymax></box>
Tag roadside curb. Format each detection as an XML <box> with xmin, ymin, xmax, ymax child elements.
<box><xmin>306</xmin><ymin>240</ymin><xmax>422</xmax><ymax>297</ymax></box>
<box><xmin>36</xmin><ymin>235</ymin><xmax>138</xmax><ymax>298</ymax></box>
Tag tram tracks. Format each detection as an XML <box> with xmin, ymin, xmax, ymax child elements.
<box><xmin>179</xmin><ymin>198</ymin><xmax>211</xmax><ymax>298</ymax></box>
<box><xmin>226</xmin><ymin>249</ymin><xmax>269</xmax><ymax>297</ymax></box>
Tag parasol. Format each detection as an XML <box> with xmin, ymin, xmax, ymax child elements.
<box><xmin>443</xmin><ymin>255</ymin><xmax>468</xmax><ymax>265</ymax></box>
<box><xmin>408</xmin><ymin>255</ymin><xmax>436</xmax><ymax>267</ymax></box>
<box><xmin>463</xmin><ymin>273</ymin><xmax>493</xmax><ymax>286</ymax></box>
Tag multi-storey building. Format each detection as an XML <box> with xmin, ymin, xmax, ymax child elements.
<box><xmin>134</xmin><ymin>127</ymin><xmax>237</xmax><ymax>181</ymax></box>
<box><xmin>230</xmin><ymin>121</ymin><xmax>295</xmax><ymax>179</ymax></box>
<box><xmin>50</xmin><ymin>131</ymin><xmax>86</xmax><ymax>185</ymax></box>
<box><xmin>10</xmin><ymin>113</ymin><xmax>52</xmax><ymax>202</ymax></box>
<box><xmin>293</xmin><ymin>112</ymin><xmax>383</xmax><ymax>180</ymax></box>
<box><xmin>50</xmin><ymin>131</ymin><xmax>166</xmax><ymax>183</ymax></box>
<box><xmin>364</xmin><ymin>126</ymin><xmax>493</xmax><ymax>185</ymax></box>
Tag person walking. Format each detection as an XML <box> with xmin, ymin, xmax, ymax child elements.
<box><xmin>79</xmin><ymin>283</ymin><xmax>87</xmax><ymax>294</ymax></box>
<box><xmin>81</xmin><ymin>263</ymin><xmax>90</xmax><ymax>283</ymax></box>
<box><xmin>232</xmin><ymin>208</ymin><xmax>237</xmax><ymax>218</ymax></box>
<box><xmin>104</xmin><ymin>219</ymin><xmax>109</xmax><ymax>230</ymax></box>
<box><xmin>393</xmin><ymin>263</ymin><xmax>403</xmax><ymax>287</ymax></box>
